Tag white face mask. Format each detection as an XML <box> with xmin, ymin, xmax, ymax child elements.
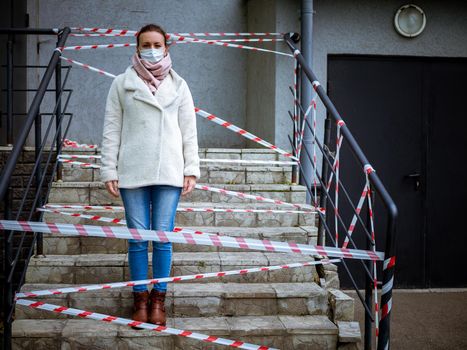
<box><xmin>139</xmin><ymin>48</ymin><xmax>165</xmax><ymax>63</ymax></box>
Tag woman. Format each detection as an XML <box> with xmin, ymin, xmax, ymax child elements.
<box><xmin>100</xmin><ymin>24</ymin><xmax>200</xmax><ymax>326</ymax></box>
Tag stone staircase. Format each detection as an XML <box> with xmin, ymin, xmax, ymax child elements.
<box><xmin>12</xmin><ymin>148</ymin><xmax>361</xmax><ymax>349</ymax></box>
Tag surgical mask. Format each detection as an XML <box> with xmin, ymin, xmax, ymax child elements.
<box><xmin>139</xmin><ymin>48</ymin><xmax>165</xmax><ymax>63</ymax></box>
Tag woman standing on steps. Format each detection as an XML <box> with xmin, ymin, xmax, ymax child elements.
<box><xmin>100</xmin><ymin>23</ymin><xmax>200</xmax><ymax>326</ymax></box>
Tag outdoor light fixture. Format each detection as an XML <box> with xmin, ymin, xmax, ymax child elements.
<box><xmin>394</xmin><ymin>4</ymin><xmax>426</xmax><ymax>38</ymax></box>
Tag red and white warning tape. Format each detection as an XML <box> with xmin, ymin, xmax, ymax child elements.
<box><xmin>38</xmin><ymin>207</ymin><xmax>220</xmax><ymax>237</ymax></box>
<box><xmin>59</xmin><ymin>56</ymin><xmax>117</xmax><ymax>78</ymax></box>
<box><xmin>42</xmin><ymin>204</ymin><xmax>314</xmax><ymax>215</ymax></box>
<box><xmin>200</xmin><ymin>159</ymin><xmax>297</xmax><ymax>165</ymax></box>
<box><xmin>342</xmin><ymin>184</ymin><xmax>368</xmax><ymax>249</ymax></box>
<box><xmin>60</xmin><ymin>43</ymin><xmax>135</xmax><ymax>50</ymax></box>
<box><xmin>0</xmin><ymin>220</ymin><xmax>384</xmax><ymax>261</ymax></box>
<box><xmin>16</xmin><ymin>259</ymin><xmax>340</xmax><ymax>299</ymax></box>
<box><xmin>16</xmin><ymin>298</ymin><xmax>275</xmax><ymax>350</ymax></box>
<box><xmin>195</xmin><ymin>184</ymin><xmax>320</xmax><ymax>213</ymax></box>
<box><xmin>173</xmin><ymin>38</ymin><xmax>284</xmax><ymax>43</ymax></box>
<box><xmin>60</xmin><ymin>39</ymin><xmax>284</xmax><ymax>51</ymax></box>
<box><xmin>167</xmin><ymin>33</ymin><xmax>293</xmax><ymax>57</ymax></box>
<box><xmin>72</xmin><ymin>27</ymin><xmax>283</xmax><ymax>37</ymax></box>
<box><xmin>70</xmin><ymin>33</ymin><xmax>136</xmax><ymax>37</ymax></box>
<box><xmin>62</xmin><ymin>138</ymin><xmax>98</xmax><ymax>149</ymax></box>
<box><xmin>195</xmin><ymin>108</ymin><xmax>297</xmax><ymax>160</ymax></box>
<box><xmin>58</xmin><ymin>154</ymin><xmax>101</xmax><ymax>159</ymax></box>
<box><xmin>58</xmin><ymin>159</ymin><xmax>100</xmax><ymax>168</ymax></box>
<box><xmin>44</xmin><ymin>204</ymin><xmax>123</xmax><ymax>211</ymax></box>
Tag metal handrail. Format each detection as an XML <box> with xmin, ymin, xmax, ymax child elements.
<box><xmin>284</xmin><ymin>33</ymin><xmax>398</xmax><ymax>350</ymax></box>
<box><xmin>0</xmin><ymin>27</ymin><xmax>71</xmax><ymax>350</ymax></box>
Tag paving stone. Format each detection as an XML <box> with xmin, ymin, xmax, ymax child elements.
<box><xmin>48</xmin><ymin>185</ymin><xmax>89</xmax><ymax>204</ymax></box>
<box><xmin>337</xmin><ymin>321</ymin><xmax>361</xmax><ymax>343</ymax></box>
<box><xmin>328</xmin><ymin>289</ymin><xmax>355</xmax><ymax>322</ymax></box>
<box><xmin>62</xmin><ymin>165</ymin><xmax>94</xmax><ymax>182</ymax></box>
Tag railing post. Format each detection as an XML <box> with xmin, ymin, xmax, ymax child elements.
<box><xmin>364</xmin><ymin>187</ymin><xmax>374</xmax><ymax>350</ymax></box>
<box><xmin>55</xmin><ymin>34</ymin><xmax>63</xmax><ymax>182</ymax></box>
<box><xmin>6</xmin><ymin>34</ymin><xmax>14</xmax><ymax>145</ymax></box>
<box><xmin>35</xmin><ymin>112</ymin><xmax>43</xmax><ymax>255</ymax></box>
<box><xmin>377</xmin><ymin>199</ymin><xmax>397</xmax><ymax>350</ymax></box>
<box><xmin>299</xmin><ymin>0</ymin><xmax>314</xmax><ymax>203</ymax></box>
<box><xmin>2</xmin><ymin>189</ymin><xmax>13</xmax><ymax>350</ymax></box>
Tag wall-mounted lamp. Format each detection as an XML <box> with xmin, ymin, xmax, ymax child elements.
<box><xmin>394</xmin><ymin>4</ymin><xmax>426</xmax><ymax>38</ymax></box>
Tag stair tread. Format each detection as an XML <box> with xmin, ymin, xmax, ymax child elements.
<box><xmin>51</xmin><ymin>182</ymin><xmax>305</xmax><ymax>190</ymax></box>
<box><xmin>28</xmin><ymin>252</ymin><xmax>319</xmax><ymax>266</ymax></box>
<box><xmin>13</xmin><ymin>315</ymin><xmax>338</xmax><ymax>337</ymax></box>
<box><xmin>20</xmin><ymin>282</ymin><xmax>325</xmax><ymax>298</ymax></box>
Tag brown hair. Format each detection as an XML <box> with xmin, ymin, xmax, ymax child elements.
<box><xmin>136</xmin><ymin>24</ymin><xmax>168</xmax><ymax>47</ymax></box>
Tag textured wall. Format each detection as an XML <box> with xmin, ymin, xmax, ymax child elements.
<box><xmin>26</xmin><ymin>0</ymin><xmax>248</xmax><ymax>147</ymax></box>
<box><xmin>22</xmin><ymin>0</ymin><xmax>467</xmax><ymax>150</ymax></box>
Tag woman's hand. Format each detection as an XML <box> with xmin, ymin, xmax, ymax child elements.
<box><xmin>105</xmin><ymin>180</ymin><xmax>120</xmax><ymax>197</ymax></box>
<box><xmin>182</xmin><ymin>175</ymin><xmax>196</xmax><ymax>196</ymax></box>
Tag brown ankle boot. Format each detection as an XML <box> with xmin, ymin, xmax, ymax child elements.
<box><xmin>132</xmin><ymin>291</ymin><xmax>149</xmax><ymax>325</ymax></box>
<box><xmin>149</xmin><ymin>289</ymin><xmax>166</xmax><ymax>326</ymax></box>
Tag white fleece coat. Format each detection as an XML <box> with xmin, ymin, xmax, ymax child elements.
<box><xmin>100</xmin><ymin>66</ymin><xmax>200</xmax><ymax>188</ymax></box>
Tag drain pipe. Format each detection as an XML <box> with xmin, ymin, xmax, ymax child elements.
<box><xmin>299</xmin><ymin>0</ymin><xmax>314</xmax><ymax>204</ymax></box>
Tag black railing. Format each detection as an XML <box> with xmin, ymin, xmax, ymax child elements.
<box><xmin>284</xmin><ymin>33</ymin><xmax>397</xmax><ymax>350</ymax></box>
<box><xmin>0</xmin><ymin>27</ymin><xmax>73</xmax><ymax>349</ymax></box>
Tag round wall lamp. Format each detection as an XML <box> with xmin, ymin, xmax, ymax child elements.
<box><xmin>394</xmin><ymin>4</ymin><xmax>426</xmax><ymax>38</ymax></box>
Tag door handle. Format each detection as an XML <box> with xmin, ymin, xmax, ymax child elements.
<box><xmin>405</xmin><ymin>172</ymin><xmax>421</xmax><ymax>191</ymax></box>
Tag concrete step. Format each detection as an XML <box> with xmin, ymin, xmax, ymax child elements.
<box><xmin>12</xmin><ymin>316</ymin><xmax>338</xmax><ymax>349</ymax></box>
<box><xmin>42</xmin><ymin>226</ymin><xmax>317</xmax><ymax>255</ymax></box>
<box><xmin>25</xmin><ymin>252</ymin><xmax>336</xmax><ymax>285</ymax></box>
<box><xmin>42</xmin><ymin>201</ymin><xmax>315</xmax><ymax>228</ymax></box>
<box><xmin>16</xmin><ymin>282</ymin><xmax>334</xmax><ymax>320</ymax></box>
<box><xmin>61</xmin><ymin>147</ymin><xmax>294</xmax><ymax>160</ymax></box>
<box><xmin>49</xmin><ymin>182</ymin><xmax>307</xmax><ymax>205</ymax></box>
<box><xmin>62</xmin><ymin>163</ymin><xmax>294</xmax><ymax>184</ymax></box>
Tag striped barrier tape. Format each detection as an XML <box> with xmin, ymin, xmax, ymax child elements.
<box><xmin>70</xmin><ymin>33</ymin><xmax>136</xmax><ymax>37</ymax></box>
<box><xmin>166</xmin><ymin>33</ymin><xmax>293</xmax><ymax>57</ymax></box>
<box><xmin>342</xmin><ymin>184</ymin><xmax>368</xmax><ymax>249</ymax></box>
<box><xmin>195</xmin><ymin>184</ymin><xmax>320</xmax><ymax>213</ymax></box>
<box><xmin>63</xmin><ymin>138</ymin><xmax>97</xmax><ymax>149</ymax></box>
<box><xmin>67</xmin><ymin>28</ymin><xmax>291</xmax><ymax>57</ymax></box>
<box><xmin>195</xmin><ymin>108</ymin><xmax>297</xmax><ymax>161</ymax></box>
<box><xmin>58</xmin><ymin>154</ymin><xmax>101</xmax><ymax>159</ymax></box>
<box><xmin>42</xmin><ymin>204</ymin><xmax>314</xmax><ymax>214</ymax></box>
<box><xmin>57</xmin><ymin>59</ymin><xmax>295</xmax><ymax>160</ymax></box>
<box><xmin>200</xmin><ymin>159</ymin><xmax>297</xmax><ymax>165</ymax></box>
<box><xmin>16</xmin><ymin>259</ymin><xmax>340</xmax><ymax>299</ymax></box>
<box><xmin>334</xmin><ymin>121</ymin><xmax>345</xmax><ymax>247</ymax></box>
<box><xmin>58</xmin><ymin>159</ymin><xmax>100</xmax><ymax>168</ymax></box>
<box><xmin>365</xmin><ymin>175</ymin><xmax>379</xmax><ymax>344</ymax></box>
<box><xmin>60</xmin><ymin>43</ymin><xmax>135</xmax><ymax>50</ymax></box>
<box><xmin>59</xmin><ymin>56</ymin><xmax>117</xmax><ymax>78</ymax></box>
<box><xmin>57</xmin><ymin>154</ymin><xmax>296</xmax><ymax>165</ymax></box>
<box><xmin>174</xmin><ymin>38</ymin><xmax>284</xmax><ymax>43</ymax></box>
<box><xmin>15</xmin><ymin>298</ymin><xmax>275</xmax><ymax>350</ymax></box>
<box><xmin>44</xmin><ymin>204</ymin><xmax>123</xmax><ymax>211</ymax></box>
<box><xmin>38</xmin><ymin>207</ymin><xmax>221</xmax><ymax>237</ymax></box>
<box><xmin>72</xmin><ymin>28</ymin><xmax>284</xmax><ymax>36</ymax></box>
<box><xmin>0</xmin><ymin>220</ymin><xmax>384</xmax><ymax>261</ymax></box>
<box><xmin>60</xmin><ymin>39</ymin><xmax>284</xmax><ymax>51</ymax></box>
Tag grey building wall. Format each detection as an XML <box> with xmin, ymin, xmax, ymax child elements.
<box><xmin>26</xmin><ymin>0</ymin><xmax>249</xmax><ymax>148</ymax></box>
<box><xmin>20</xmin><ymin>0</ymin><xmax>467</xmax><ymax>151</ymax></box>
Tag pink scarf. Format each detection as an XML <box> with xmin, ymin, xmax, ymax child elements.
<box><xmin>131</xmin><ymin>52</ymin><xmax>172</xmax><ymax>93</ymax></box>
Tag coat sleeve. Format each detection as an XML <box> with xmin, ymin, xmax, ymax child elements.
<box><xmin>178</xmin><ymin>81</ymin><xmax>201</xmax><ymax>180</ymax></box>
<box><xmin>100</xmin><ymin>78</ymin><xmax>123</xmax><ymax>183</ymax></box>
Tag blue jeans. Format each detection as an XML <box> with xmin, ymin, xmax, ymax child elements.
<box><xmin>120</xmin><ymin>185</ymin><xmax>182</xmax><ymax>292</ymax></box>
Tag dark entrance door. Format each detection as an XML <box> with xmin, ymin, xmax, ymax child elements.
<box><xmin>327</xmin><ymin>55</ymin><xmax>467</xmax><ymax>288</ymax></box>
